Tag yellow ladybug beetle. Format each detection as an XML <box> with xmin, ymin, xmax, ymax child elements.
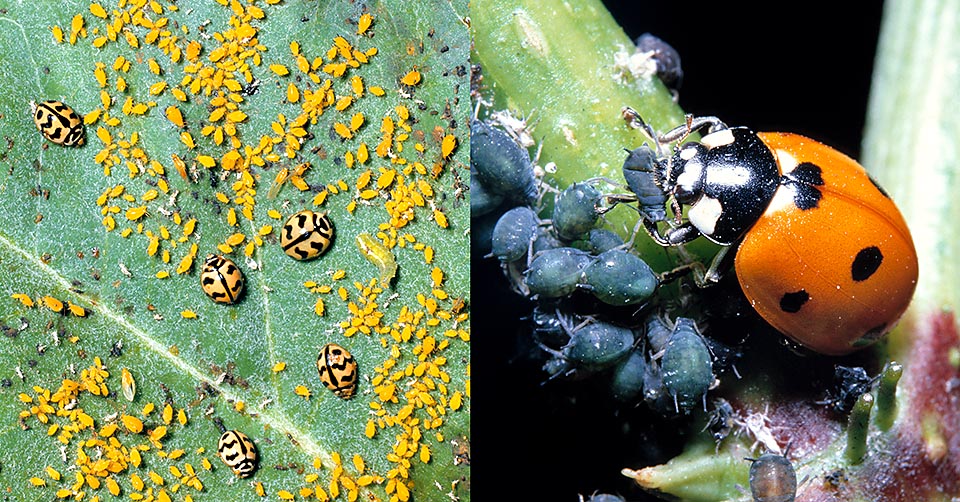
<box><xmin>200</xmin><ymin>254</ymin><xmax>244</xmax><ymax>304</ymax></box>
<box><xmin>31</xmin><ymin>100</ymin><xmax>84</xmax><ymax>146</ymax></box>
<box><xmin>317</xmin><ymin>343</ymin><xmax>358</xmax><ymax>399</ymax></box>
<box><xmin>217</xmin><ymin>429</ymin><xmax>258</xmax><ymax>478</ymax></box>
<box><xmin>281</xmin><ymin>210</ymin><xmax>334</xmax><ymax>260</ymax></box>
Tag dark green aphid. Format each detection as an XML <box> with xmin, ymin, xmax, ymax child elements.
<box><xmin>658</xmin><ymin>318</ymin><xmax>714</xmax><ymax>413</ymax></box>
<box><xmin>490</xmin><ymin>206</ymin><xmax>539</xmax><ymax>262</ymax></box>
<box><xmin>582</xmin><ymin>249</ymin><xmax>658</xmax><ymax>306</ymax></box>
<box><xmin>562</xmin><ymin>320</ymin><xmax>635</xmax><ymax>371</ymax></box>
<box><xmin>524</xmin><ymin>247</ymin><xmax>591</xmax><ymax>298</ymax></box>
<box><xmin>470</xmin><ymin>119</ymin><xmax>537</xmax><ymax>202</ymax></box>
<box><xmin>610</xmin><ymin>350</ymin><xmax>646</xmax><ymax>402</ymax></box>
<box><xmin>586</xmin><ymin>228</ymin><xmax>624</xmax><ymax>254</ymax></box>
<box><xmin>470</xmin><ymin>172</ymin><xmax>505</xmax><ymax>217</ymax></box>
<box><xmin>552</xmin><ymin>182</ymin><xmax>602</xmax><ymax>240</ymax></box>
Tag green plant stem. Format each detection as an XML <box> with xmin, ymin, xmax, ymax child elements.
<box><xmin>471</xmin><ymin>0</ymin><xmax>691</xmax><ymax>270</ymax></box>
<box><xmin>862</xmin><ymin>0</ymin><xmax>960</xmax><ymax>330</ymax></box>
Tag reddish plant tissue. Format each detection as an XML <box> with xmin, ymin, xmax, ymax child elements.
<box><xmin>802</xmin><ymin>312</ymin><xmax>960</xmax><ymax>501</ymax></box>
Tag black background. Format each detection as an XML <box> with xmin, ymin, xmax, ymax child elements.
<box><xmin>472</xmin><ymin>3</ymin><xmax>883</xmax><ymax>500</ymax></box>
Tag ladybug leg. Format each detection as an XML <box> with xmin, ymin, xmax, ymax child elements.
<box><xmin>701</xmin><ymin>244</ymin><xmax>736</xmax><ymax>284</ymax></box>
<box><xmin>642</xmin><ymin>219</ymin><xmax>701</xmax><ymax>246</ymax></box>
<box><xmin>657</xmin><ymin>115</ymin><xmax>728</xmax><ymax>144</ymax></box>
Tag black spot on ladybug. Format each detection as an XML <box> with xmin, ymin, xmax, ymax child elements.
<box><xmin>781</xmin><ymin>162</ymin><xmax>824</xmax><ymax>210</ymax></box>
<box><xmin>867</xmin><ymin>174</ymin><xmax>891</xmax><ymax>198</ymax></box>
<box><xmin>851</xmin><ymin>246</ymin><xmax>883</xmax><ymax>282</ymax></box>
<box><xmin>779</xmin><ymin>289</ymin><xmax>809</xmax><ymax>313</ymax></box>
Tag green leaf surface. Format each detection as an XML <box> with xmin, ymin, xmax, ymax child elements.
<box><xmin>0</xmin><ymin>1</ymin><xmax>470</xmax><ymax>501</ymax></box>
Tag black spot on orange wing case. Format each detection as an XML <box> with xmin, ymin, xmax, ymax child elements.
<box><xmin>735</xmin><ymin>132</ymin><xmax>918</xmax><ymax>355</ymax></box>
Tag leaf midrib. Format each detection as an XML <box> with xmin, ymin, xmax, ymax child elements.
<box><xmin>0</xmin><ymin>228</ymin><xmax>339</xmax><ymax>469</ymax></box>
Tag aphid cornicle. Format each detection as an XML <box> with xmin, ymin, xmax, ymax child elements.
<box><xmin>200</xmin><ymin>254</ymin><xmax>244</xmax><ymax>304</ymax></box>
<box><xmin>31</xmin><ymin>100</ymin><xmax>85</xmax><ymax>146</ymax></box>
<box><xmin>317</xmin><ymin>343</ymin><xmax>358</xmax><ymax>399</ymax></box>
<box><xmin>281</xmin><ymin>210</ymin><xmax>334</xmax><ymax>261</ymax></box>
<box><xmin>217</xmin><ymin>430</ymin><xmax>258</xmax><ymax>478</ymax></box>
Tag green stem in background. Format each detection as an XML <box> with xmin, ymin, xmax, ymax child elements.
<box><xmin>874</xmin><ymin>361</ymin><xmax>902</xmax><ymax>432</ymax></box>
<box><xmin>861</xmin><ymin>0</ymin><xmax>960</xmax><ymax>331</ymax></box>
<box><xmin>471</xmin><ymin>0</ymin><xmax>691</xmax><ymax>270</ymax></box>
<box><xmin>845</xmin><ymin>393</ymin><xmax>874</xmax><ymax>465</ymax></box>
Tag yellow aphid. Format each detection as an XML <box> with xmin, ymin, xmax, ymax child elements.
<box><xmin>357</xmin><ymin>13</ymin><xmax>373</xmax><ymax>34</ymax></box>
<box><xmin>335</xmin><ymin>96</ymin><xmax>353</xmax><ymax>111</ymax></box>
<box><xmin>41</xmin><ymin>295</ymin><xmax>64</xmax><ymax>313</ymax></box>
<box><xmin>106</xmin><ymin>476</ymin><xmax>121</xmax><ymax>496</ymax></box>
<box><xmin>334</xmin><ymin>122</ymin><xmax>353</xmax><ymax>140</ymax></box>
<box><xmin>181</xmin><ymin>131</ymin><xmax>196</xmax><ymax>149</ymax></box>
<box><xmin>369</xmin><ymin>85</ymin><xmax>385</xmax><ymax>97</ymax></box>
<box><xmin>450</xmin><ymin>391</ymin><xmax>463</xmax><ymax>410</ymax></box>
<box><xmin>51</xmin><ymin>25</ymin><xmax>64</xmax><ymax>44</ymax></box>
<box><xmin>148</xmin><ymin>58</ymin><xmax>162</xmax><ymax>75</ymax></box>
<box><xmin>11</xmin><ymin>293</ymin><xmax>34</xmax><ymax>307</ymax></box>
<box><xmin>165</xmin><ymin>106</ymin><xmax>185</xmax><ymax>128</ymax></box>
<box><xmin>178</xmin><ymin>408</ymin><xmax>188</xmax><ymax>425</ymax></box>
<box><xmin>149</xmin><ymin>81</ymin><xmax>168</xmax><ymax>96</ymax></box>
<box><xmin>67</xmin><ymin>301</ymin><xmax>88</xmax><ymax>317</ymax></box>
<box><xmin>186</xmin><ymin>40</ymin><xmax>202</xmax><ymax>61</ymax></box>
<box><xmin>352</xmin><ymin>454</ymin><xmax>365</xmax><ymax>473</ymax></box>
<box><xmin>122</xmin><ymin>414</ymin><xmax>144</xmax><ymax>433</ymax></box>
<box><xmin>197</xmin><ymin>155</ymin><xmax>216</xmax><ymax>168</ymax></box>
<box><xmin>441</xmin><ymin>134</ymin><xmax>457</xmax><ymax>158</ymax></box>
<box><xmin>163</xmin><ymin>403</ymin><xmax>174</xmax><ymax>424</ymax></box>
<box><xmin>350</xmin><ymin>112</ymin><xmax>364</xmax><ymax>131</ymax></box>
<box><xmin>287</xmin><ymin>83</ymin><xmax>299</xmax><ymax>103</ymax></box>
<box><xmin>94</xmin><ymin>66</ymin><xmax>107</xmax><ymax>88</ymax></box>
<box><xmin>181</xmin><ymin>310</ymin><xmax>197</xmax><ymax>319</ymax></box>
<box><xmin>365</xmin><ymin>419</ymin><xmax>376</xmax><ymax>438</ymax></box>
<box><xmin>29</xmin><ymin>477</ymin><xmax>46</xmax><ymax>487</ymax></box>
<box><xmin>131</xmin><ymin>472</ymin><xmax>145</xmax><ymax>490</ymax></box>
<box><xmin>434</xmin><ymin>209</ymin><xmax>448</xmax><ymax>228</ymax></box>
<box><xmin>314</xmin><ymin>297</ymin><xmax>325</xmax><ymax>316</ymax></box>
<box><xmin>272</xmin><ymin>361</ymin><xmax>286</xmax><ymax>373</ymax></box>
<box><xmin>350</xmin><ymin>75</ymin><xmax>364</xmax><ymax>96</ymax></box>
<box><xmin>401</xmin><ymin>70</ymin><xmax>421</xmax><ymax>86</ymax></box>
<box><xmin>269</xmin><ymin>64</ymin><xmax>289</xmax><ymax>76</ymax></box>
<box><xmin>126</xmin><ymin>206</ymin><xmax>148</xmax><ymax>221</ymax></box>
<box><xmin>121</xmin><ymin>368</ymin><xmax>136</xmax><ymax>402</ymax></box>
<box><xmin>295</xmin><ymin>385</ymin><xmax>311</xmax><ymax>399</ymax></box>
<box><xmin>45</xmin><ymin>465</ymin><xmax>62</xmax><ymax>481</ymax></box>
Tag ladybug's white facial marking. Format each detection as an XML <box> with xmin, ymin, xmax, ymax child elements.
<box><xmin>700</xmin><ymin>129</ymin><xmax>736</xmax><ymax>149</ymax></box>
<box><xmin>675</xmin><ymin>157</ymin><xmax>702</xmax><ymax>193</ymax></box>
<box><xmin>688</xmin><ymin>195</ymin><xmax>723</xmax><ymax>236</ymax></box>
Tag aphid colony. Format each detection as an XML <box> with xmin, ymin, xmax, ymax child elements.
<box><xmin>473</xmin><ymin>117</ymin><xmax>726</xmax><ymax>415</ymax></box>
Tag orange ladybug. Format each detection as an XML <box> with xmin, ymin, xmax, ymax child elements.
<box><xmin>624</xmin><ymin>110</ymin><xmax>918</xmax><ymax>355</ymax></box>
